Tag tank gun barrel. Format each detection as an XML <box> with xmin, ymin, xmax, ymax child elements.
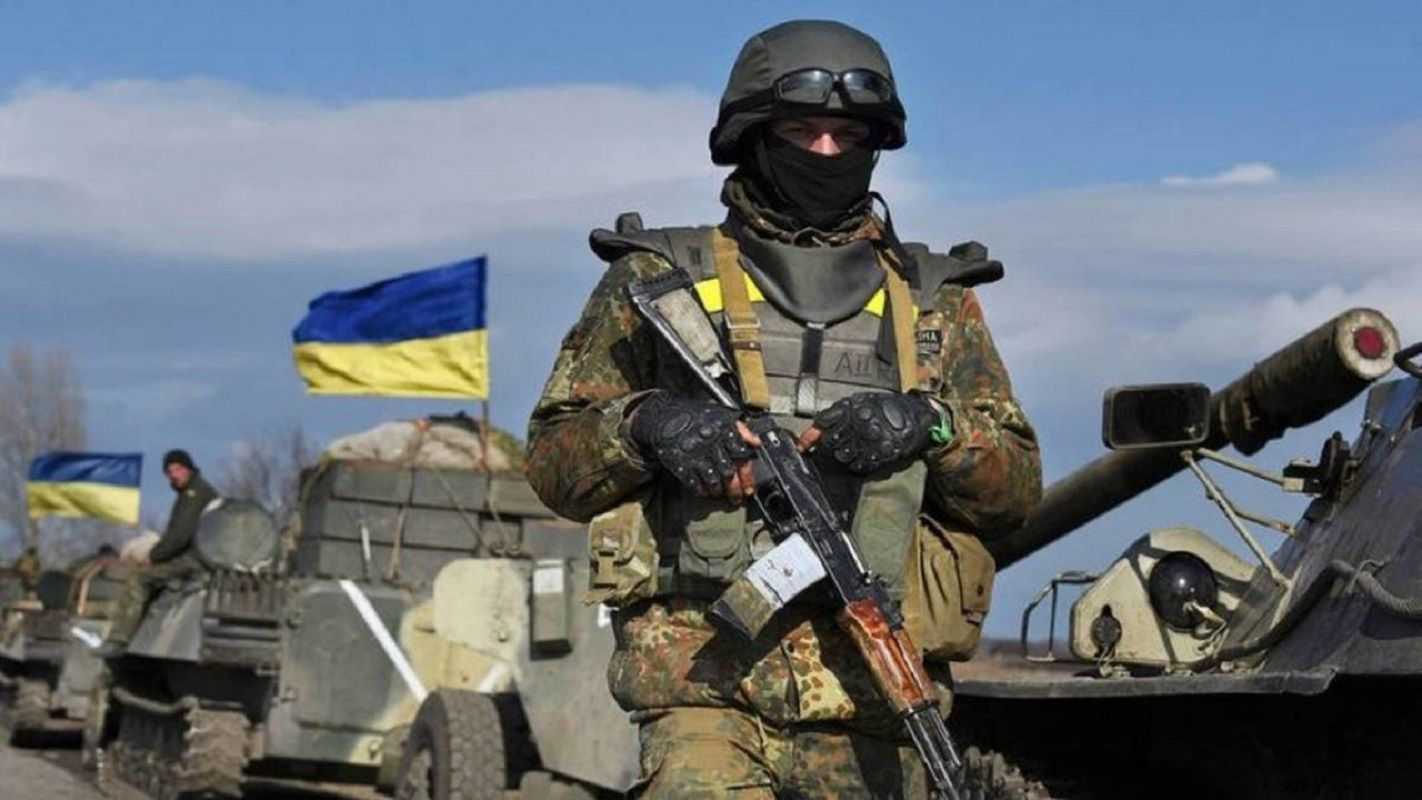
<box><xmin>989</xmin><ymin>308</ymin><xmax>1399</xmax><ymax>570</ymax></box>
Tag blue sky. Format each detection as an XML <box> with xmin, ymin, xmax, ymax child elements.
<box><xmin>2</xmin><ymin>1</ymin><xmax>1420</xmax><ymax>632</ymax></box>
<box><xmin>5</xmin><ymin>1</ymin><xmax>1417</xmax><ymax>191</ymax></box>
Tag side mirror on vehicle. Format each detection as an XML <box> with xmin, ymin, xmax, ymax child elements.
<box><xmin>1102</xmin><ymin>383</ymin><xmax>1210</xmax><ymax>450</ymax></box>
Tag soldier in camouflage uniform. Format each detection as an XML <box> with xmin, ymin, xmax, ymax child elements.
<box><xmin>527</xmin><ymin>20</ymin><xmax>1041</xmax><ymax>798</ymax></box>
<box><xmin>10</xmin><ymin>546</ymin><xmax>42</xmax><ymax>595</ymax></box>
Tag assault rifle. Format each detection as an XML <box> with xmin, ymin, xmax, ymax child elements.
<box><xmin>626</xmin><ymin>270</ymin><xmax>964</xmax><ymax>800</ymax></box>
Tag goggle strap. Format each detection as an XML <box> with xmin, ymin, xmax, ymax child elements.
<box><xmin>718</xmin><ymin>70</ymin><xmax>895</xmax><ymax>118</ymax></box>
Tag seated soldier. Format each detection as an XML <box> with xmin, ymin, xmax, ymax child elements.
<box><xmin>11</xmin><ymin>546</ymin><xmax>42</xmax><ymax>596</ymax></box>
<box><xmin>98</xmin><ymin>450</ymin><xmax>218</xmax><ymax>655</ymax></box>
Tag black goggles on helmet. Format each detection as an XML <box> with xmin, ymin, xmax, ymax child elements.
<box><xmin>724</xmin><ymin>68</ymin><xmax>896</xmax><ymax>114</ymax></box>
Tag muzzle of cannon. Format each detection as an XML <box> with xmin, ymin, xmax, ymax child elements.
<box><xmin>989</xmin><ymin>308</ymin><xmax>1400</xmax><ymax>570</ymax></box>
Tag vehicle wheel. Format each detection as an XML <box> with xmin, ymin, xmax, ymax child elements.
<box><xmin>959</xmin><ymin>747</ymin><xmax>1057</xmax><ymax>800</ymax></box>
<box><xmin>395</xmin><ymin>690</ymin><xmax>510</xmax><ymax>800</ymax></box>
<box><xmin>9</xmin><ymin>678</ymin><xmax>51</xmax><ymax>742</ymax></box>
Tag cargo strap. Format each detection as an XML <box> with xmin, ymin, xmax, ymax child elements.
<box><xmin>593</xmin><ymin>527</ymin><xmax>620</xmax><ymax>588</ymax></box>
<box><xmin>712</xmin><ymin>229</ymin><xmax>772</xmax><ymax>410</ymax></box>
<box><xmin>710</xmin><ymin>230</ymin><xmax>919</xmax><ymax>403</ymax></box>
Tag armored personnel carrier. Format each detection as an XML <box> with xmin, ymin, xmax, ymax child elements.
<box><xmin>1</xmin><ymin>558</ymin><xmax>124</xmax><ymax>745</ymax></box>
<box><xmin>951</xmin><ymin>308</ymin><xmax>1422</xmax><ymax>799</ymax></box>
<box><xmin>90</xmin><ymin>417</ymin><xmax>637</xmax><ymax>800</ymax></box>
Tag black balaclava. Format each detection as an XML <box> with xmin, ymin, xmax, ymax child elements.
<box><xmin>750</xmin><ymin>127</ymin><xmax>877</xmax><ymax>231</ymax></box>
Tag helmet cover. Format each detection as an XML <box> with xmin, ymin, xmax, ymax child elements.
<box><xmin>710</xmin><ymin>20</ymin><xmax>907</xmax><ymax>165</ymax></box>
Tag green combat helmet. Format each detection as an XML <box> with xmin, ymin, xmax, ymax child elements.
<box><xmin>709</xmin><ymin>19</ymin><xmax>908</xmax><ymax>165</ymax></box>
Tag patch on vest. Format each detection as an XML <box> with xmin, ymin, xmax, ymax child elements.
<box><xmin>916</xmin><ymin>330</ymin><xmax>944</xmax><ymax>357</ymax></box>
<box><xmin>831</xmin><ymin>352</ymin><xmax>897</xmax><ymax>382</ymax></box>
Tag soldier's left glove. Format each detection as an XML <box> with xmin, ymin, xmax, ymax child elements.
<box><xmin>809</xmin><ymin>392</ymin><xmax>950</xmax><ymax>474</ymax></box>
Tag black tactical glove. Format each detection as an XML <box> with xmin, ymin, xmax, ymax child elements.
<box><xmin>628</xmin><ymin>393</ymin><xmax>754</xmax><ymax>497</ymax></box>
<box><xmin>810</xmin><ymin>391</ymin><xmax>946</xmax><ymax>474</ymax></box>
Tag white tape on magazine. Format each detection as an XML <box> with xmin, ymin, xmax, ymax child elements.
<box><xmin>744</xmin><ymin>532</ymin><xmax>827</xmax><ymax>608</ymax></box>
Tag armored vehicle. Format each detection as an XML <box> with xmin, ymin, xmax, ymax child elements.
<box><xmin>1</xmin><ymin>558</ymin><xmax>124</xmax><ymax>745</ymax></box>
<box><xmin>950</xmin><ymin>308</ymin><xmax>1422</xmax><ymax>798</ymax></box>
<box><xmin>90</xmin><ymin>417</ymin><xmax>637</xmax><ymax>800</ymax></box>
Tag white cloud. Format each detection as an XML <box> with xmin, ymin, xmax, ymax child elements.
<box><xmin>0</xmin><ymin>79</ymin><xmax>726</xmax><ymax>258</ymax></box>
<box><xmin>943</xmin><ymin>177</ymin><xmax>1422</xmax><ymax>273</ymax></box>
<box><xmin>1161</xmin><ymin>162</ymin><xmax>1279</xmax><ymax>187</ymax></box>
<box><xmin>884</xmin><ymin>127</ymin><xmax>1422</xmax><ymax>400</ymax></box>
<box><xmin>1146</xmin><ymin>265</ymin><xmax>1422</xmax><ymax>366</ymax></box>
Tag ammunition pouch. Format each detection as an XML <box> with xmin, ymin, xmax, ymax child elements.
<box><xmin>670</xmin><ymin>495</ymin><xmax>752</xmax><ymax>586</ymax></box>
<box><xmin>585</xmin><ymin>500</ymin><xmax>658</xmax><ymax>606</ymax></box>
<box><xmin>901</xmin><ymin>514</ymin><xmax>996</xmax><ymax>663</ymax></box>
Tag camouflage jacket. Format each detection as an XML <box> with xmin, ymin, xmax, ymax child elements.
<box><xmin>526</xmin><ymin>178</ymin><xmax>1041</xmax><ymax>725</ymax></box>
<box><xmin>149</xmin><ymin>474</ymin><xmax>219</xmax><ymax>564</ymax></box>
<box><xmin>10</xmin><ymin>552</ymin><xmax>41</xmax><ymax>591</ymax></box>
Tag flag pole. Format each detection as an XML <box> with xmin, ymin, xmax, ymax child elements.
<box><xmin>478</xmin><ymin>257</ymin><xmax>492</xmax><ymax>472</ymax></box>
<box><xmin>480</xmin><ymin>399</ymin><xmax>492</xmax><ymax>472</ymax></box>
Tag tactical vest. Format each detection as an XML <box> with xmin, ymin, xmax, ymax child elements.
<box><xmin>589</xmin><ymin>214</ymin><xmax>982</xmax><ymax>602</ymax></box>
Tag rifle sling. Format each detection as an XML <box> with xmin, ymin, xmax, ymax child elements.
<box><xmin>712</xmin><ymin>228</ymin><xmax>772</xmax><ymax>411</ymax></box>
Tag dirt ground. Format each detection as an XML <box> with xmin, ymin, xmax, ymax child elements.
<box><xmin>0</xmin><ymin>738</ymin><xmax>383</xmax><ymax>800</ymax></box>
<box><xmin>0</xmin><ymin>742</ymin><xmax>101</xmax><ymax>800</ymax></box>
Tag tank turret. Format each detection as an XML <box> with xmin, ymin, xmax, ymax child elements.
<box><xmin>989</xmin><ymin>307</ymin><xmax>1399</xmax><ymax>569</ymax></box>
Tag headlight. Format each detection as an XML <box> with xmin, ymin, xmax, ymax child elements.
<box><xmin>1147</xmin><ymin>551</ymin><xmax>1220</xmax><ymax>630</ymax></box>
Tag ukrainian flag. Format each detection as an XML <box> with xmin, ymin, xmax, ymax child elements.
<box><xmin>27</xmin><ymin>452</ymin><xmax>142</xmax><ymax>526</ymax></box>
<box><xmin>292</xmin><ymin>258</ymin><xmax>488</xmax><ymax>398</ymax></box>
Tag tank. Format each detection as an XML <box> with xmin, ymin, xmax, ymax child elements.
<box><xmin>1</xmin><ymin>558</ymin><xmax>125</xmax><ymax>745</ymax></box>
<box><xmin>949</xmin><ymin>308</ymin><xmax>1422</xmax><ymax>799</ymax></box>
<box><xmin>89</xmin><ymin>417</ymin><xmax>637</xmax><ymax>800</ymax></box>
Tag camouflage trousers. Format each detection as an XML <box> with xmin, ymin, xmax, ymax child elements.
<box><xmin>107</xmin><ymin>558</ymin><xmax>197</xmax><ymax>644</ymax></box>
<box><xmin>632</xmin><ymin>705</ymin><xmax>928</xmax><ymax>799</ymax></box>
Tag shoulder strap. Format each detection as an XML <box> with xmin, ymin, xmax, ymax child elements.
<box><xmin>869</xmin><ymin>237</ymin><xmax>923</xmax><ymax>394</ymax></box>
<box><xmin>881</xmin><ymin>265</ymin><xmax>918</xmax><ymax>393</ymax></box>
<box><xmin>588</xmin><ymin>214</ymin><xmax>718</xmax><ymax>278</ymax></box>
<box><xmin>904</xmin><ymin>240</ymin><xmax>1005</xmax><ymax>310</ymax></box>
<box><xmin>711</xmin><ymin>229</ymin><xmax>772</xmax><ymax>411</ymax></box>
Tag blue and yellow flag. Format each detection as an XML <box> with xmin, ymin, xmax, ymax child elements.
<box><xmin>27</xmin><ymin>452</ymin><xmax>143</xmax><ymax>526</ymax></box>
<box><xmin>292</xmin><ymin>258</ymin><xmax>488</xmax><ymax>398</ymax></box>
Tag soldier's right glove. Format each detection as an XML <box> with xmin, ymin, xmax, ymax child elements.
<box><xmin>628</xmin><ymin>392</ymin><xmax>754</xmax><ymax>498</ymax></box>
